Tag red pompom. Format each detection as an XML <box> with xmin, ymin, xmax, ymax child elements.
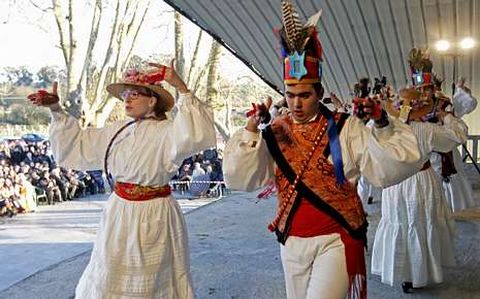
<box><xmin>267</xmin><ymin>223</ymin><xmax>275</xmax><ymax>232</ymax></box>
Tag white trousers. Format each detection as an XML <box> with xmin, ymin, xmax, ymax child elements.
<box><xmin>280</xmin><ymin>233</ymin><xmax>349</xmax><ymax>299</ymax></box>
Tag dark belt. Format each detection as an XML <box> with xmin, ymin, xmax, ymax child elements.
<box><xmin>420</xmin><ymin>160</ymin><xmax>431</xmax><ymax>171</ymax></box>
<box><xmin>114</xmin><ymin>182</ymin><xmax>171</xmax><ymax>201</ymax></box>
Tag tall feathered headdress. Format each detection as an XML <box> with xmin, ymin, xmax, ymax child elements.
<box><xmin>408</xmin><ymin>48</ymin><xmax>436</xmax><ymax>88</ymax></box>
<box><xmin>408</xmin><ymin>48</ymin><xmax>444</xmax><ymax>90</ymax></box>
<box><xmin>277</xmin><ymin>0</ymin><xmax>323</xmax><ymax>84</ymax></box>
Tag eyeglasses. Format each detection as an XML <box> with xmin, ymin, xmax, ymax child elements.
<box><xmin>120</xmin><ymin>89</ymin><xmax>151</xmax><ymax>100</ymax></box>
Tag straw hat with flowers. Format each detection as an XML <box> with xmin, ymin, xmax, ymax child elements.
<box><xmin>106</xmin><ymin>67</ymin><xmax>175</xmax><ymax>112</ymax></box>
<box><xmin>385</xmin><ymin>87</ymin><xmax>435</xmax><ymax>122</ymax></box>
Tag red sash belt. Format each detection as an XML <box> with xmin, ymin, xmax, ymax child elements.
<box><xmin>114</xmin><ymin>182</ymin><xmax>171</xmax><ymax>201</ymax></box>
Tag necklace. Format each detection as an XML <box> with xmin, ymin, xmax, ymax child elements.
<box><xmin>268</xmin><ymin>114</ymin><xmax>328</xmax><ymax>232</ymax></box>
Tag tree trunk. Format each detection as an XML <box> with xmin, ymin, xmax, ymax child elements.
<box><xmin>213</xmin><ymin>89</ymin><xmax>233</xmax><ymax>142</ymax></box>
<box><xmin>214</xmin><ymin>119</ymin><xmax>230</xmax><ymax>142</ymax></box>
<box><xmin>49</xmin><ymin>0</ymin><xmax>152</xmax><ymax>127</ymax></box>
<box><xmin>76</xmin><ymin>0</ymin><xmax>102</xmax><ymax>110</ymax></box>
<box><xmin>51</xmin><ymin>0</ymin><xmax>69</xmax><ymax>68</ymax></box>
<box><xmin>91</xmin><ymin>0</ymin><xmax>151</xmax><ymax>127</ymax></box>
<box><xmin>186</xmin><ymin>30</ymin><xmax>203</xmax><ymax>86</ymax></box>
<box><xmin>205</xmin><ymin>41</ymin><xmax>222</xmax><ymax>104</ymax></box>
<box><xmin>94</xmin><ymin>98</ymin><xmax>121</xmax><ymax>127</ymax></box>
<box><xmin>174</xmin><ymin>12</ymin><xmax>185</xmax><ymax>80</ymax></box>
<box><xmin>205</xmin><ymin>41</ymin><xmax>226</xmax><ymax>140</ymax></box>
<box><xmin>47</xmin><ymin>0</ymin><xmax>151</xmax><ymax>126</ymax></box>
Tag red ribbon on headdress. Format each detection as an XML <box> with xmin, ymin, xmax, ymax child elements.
<box><xmin>310</xmin><ymin>28</ymin><xmax>323</xmax><ymax>61</ymax></box>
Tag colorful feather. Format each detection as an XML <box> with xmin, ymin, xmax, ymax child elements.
<box><xmin>282</xmin><ymin>0</ymin><xmax>302</xmax><ymax>52</ymax></box>
<box><xmin>299</xmin><ymin>10</ymin><xmax>322</xmax><ymax>52</ymax></box>
<box><xmin>274</xmin><ymin>28</ymin><xmax>290</xmax><ymax>58</ymax></box>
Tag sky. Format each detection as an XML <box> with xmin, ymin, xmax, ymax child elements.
<box><xmin>0</xmin><ymin>0</ymin><xmax>70</xmax><ymax>69</ymax></box>
<box><xmin>0</xmin><ymin>0</ymin><xmax>58</xmax><ymax>68</ymax></box>
<box><xmin>0</xmin><ymin>0</ymin><xmax>263</xmax><ymax>82</ymax></box>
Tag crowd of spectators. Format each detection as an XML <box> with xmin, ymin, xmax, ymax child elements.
<box><xmin>0</xmin><ymin>136</ymin><xmax>227</xmax><ymax>217</ymax></box>
<box><xmin>172</xmin><ymin>148</ymin><xmax>225</xmax><ymax>196</ymax></box>
<box><xmin>0</xmin><ymin>137</ymin><xmax>105</xmax><ymax>217</ymax></box>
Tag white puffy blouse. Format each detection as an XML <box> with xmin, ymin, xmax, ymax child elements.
<box><xmin>49</xmin><ymin>93</ymin><xmax>216</xmax><ymax>187</ymax></box>
<box><xmin>224</xmin><ymin>115</ymin><xmax>424</xmax><ymax>191</ymax></box>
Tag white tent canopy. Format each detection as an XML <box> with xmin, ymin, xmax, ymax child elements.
<box><xmin>164</xmin><ymin>0</ymin><xmax>479</xmax><ymax>103</ymax></box>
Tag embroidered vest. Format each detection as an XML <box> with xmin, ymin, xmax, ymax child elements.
<box><xmin>263</xmin><ymin>111</ymin><xmax>367</xmax><ymax>244</ymax></box>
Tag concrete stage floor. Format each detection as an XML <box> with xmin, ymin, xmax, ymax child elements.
<box><xmin>1</xmin><ymin>191</ymin><xmax>479</xmax><ymax>299</ymax></box>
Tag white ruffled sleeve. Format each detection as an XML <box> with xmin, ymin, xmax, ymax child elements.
<box><xmin>223</xmin><ymin>129</ymin><xmax>275</xmax><ymax>191</ymax></box>
<box><xmin>48</xmin><ymin>110</ymin><xmax>124</xmax><ymax>171</ymax></box>
<box><xmin>429</xmin><ymin>114</ymin><xmax>468</xmax><ymax>153</ymax></box>
<box><xmin>453</xmin><ymin>88</ymin><xmax>477</xmax><ymax>117</ymax></box>
<box><xmin>340</xmin><ymin>117</ymin><xmax>421</xmax><ymax>188</ymax></box>
<box><xmin>168</xmin><ymin>92</ymin><xmax>216</xmax><ymax>166</ymax></box>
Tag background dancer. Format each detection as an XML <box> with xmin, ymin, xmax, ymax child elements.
<box><xmin>372</xmin><ymin>49</ymin><xmax>468</xmax><ymax>293</ymax></box>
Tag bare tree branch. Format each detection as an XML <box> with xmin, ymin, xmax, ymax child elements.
<box><xmin>28</xmin><ymin>0</ymin><xmax>53</xmax><ymax>12</ymax></box>
<box><xmin>187</xmin><ymin>30</ymin><xmax>203</xmax><ymax>86</ymax></box>
<box><xmin>79</xmin><ymin>0</ymin><xmax>102</xmax><ymax>87</ymax></box>
<box><xmin>51</xmin><ymin>0</ymin><xmax>69</xmax><ymax>67</ymax></box>
<box><xmin>174</xmin><ymin>11</ymin><xmax>185</xmax><ymax>79</ymax></box>
<box><xmin>90</xmin><ymin>0</ymin><xmax>121</xmax><ymax>113</ymax></box>
<box><xmin>66</xmin><ymin>0</ymin><xmax>75</xmax><ymax>93</ymax></box>
<box><xmin>214</xmin><ymin>119</ymin><xmax>231</xmax><ymax>142</ymax></box>
<box><xmin>122</xmin><ymin>0</ymin><xmax>150</xmax><ymax>71</ymax></box>
<box><xmin>2</xmin><ymin>0</ymin><xmax>14</xmax><ymax>23</ymax></box>
<box><xmin>94</xmin><ymin>0</ymin><xmax>151</xmax><ymax>124</ymax></box>
<box><xmin>192</xmin><ymin>67</ymin><xmax>207</xmax><ymax>95</ymax></box>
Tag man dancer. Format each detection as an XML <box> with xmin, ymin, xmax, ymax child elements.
<box><xmin>223</xmin><ymin>1</ymin><xmax>423</xmax><ymax>298</ymax></box>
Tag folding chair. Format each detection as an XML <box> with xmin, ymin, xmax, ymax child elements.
<box><xmin>34</xmin><ymin>187</ymin><xmax>49</xmax><ymax>205</ymax></box>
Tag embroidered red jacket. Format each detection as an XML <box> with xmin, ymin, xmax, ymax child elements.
<box><xmin>263</xmin><ymin>111</ymin><xmax>367</xmax><ymax>244</ymax></box>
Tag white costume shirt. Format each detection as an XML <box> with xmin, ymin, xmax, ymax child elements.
<box><xmin>49</xmin><ymin>93</ymin><xmax>216</xmax><ymax>186</ymax></box>
<box><xmin>224</xmin><ymin>114</ymin><xmax>422</xmax><ymax>191</ymax></box>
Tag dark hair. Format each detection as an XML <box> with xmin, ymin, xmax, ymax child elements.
<box><xmin>313</xmin><ymin>83</ymin><xmax>324</xmax><ymax>99</ymax></box>
<box><xmin>152</xmin><ymin>96</ymin><xmax>167</xmax><ymax>119</ymax></box>
<box><xmin>285</xmin><ymin>82</ymin><xmax>324</xmax><ymax>98</ymax></box>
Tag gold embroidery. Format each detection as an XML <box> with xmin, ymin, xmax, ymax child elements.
<box><xmin>114</xmin><ymin>182</ymin><xmax>171</xmax><ymax>201</ymax></box>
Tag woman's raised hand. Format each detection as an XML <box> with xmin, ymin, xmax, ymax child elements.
<box><xmin>27</xmin><ymin>82</ymin><xmax>61</xmax><ymax>109</ymax></box>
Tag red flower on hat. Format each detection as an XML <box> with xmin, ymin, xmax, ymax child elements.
<box><xmin>122</xmin><ymin>67</ymin><xmax>167</xmax><ymax>85</ymax></box>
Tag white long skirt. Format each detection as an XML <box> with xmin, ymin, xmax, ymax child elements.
<box><xmin>371</xmin><ymin>168</ymin><xmax>455</xmax><ymax>288</ymax></box>
<box><xmin>436</xmin><ymin>148</ymin><xmax>477</xmax><ymax>212</ymax></box>
<box><xmin>75</xmin><ymin>193</ymin><xmax>194</xmax><ymax>299</ymax></box>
